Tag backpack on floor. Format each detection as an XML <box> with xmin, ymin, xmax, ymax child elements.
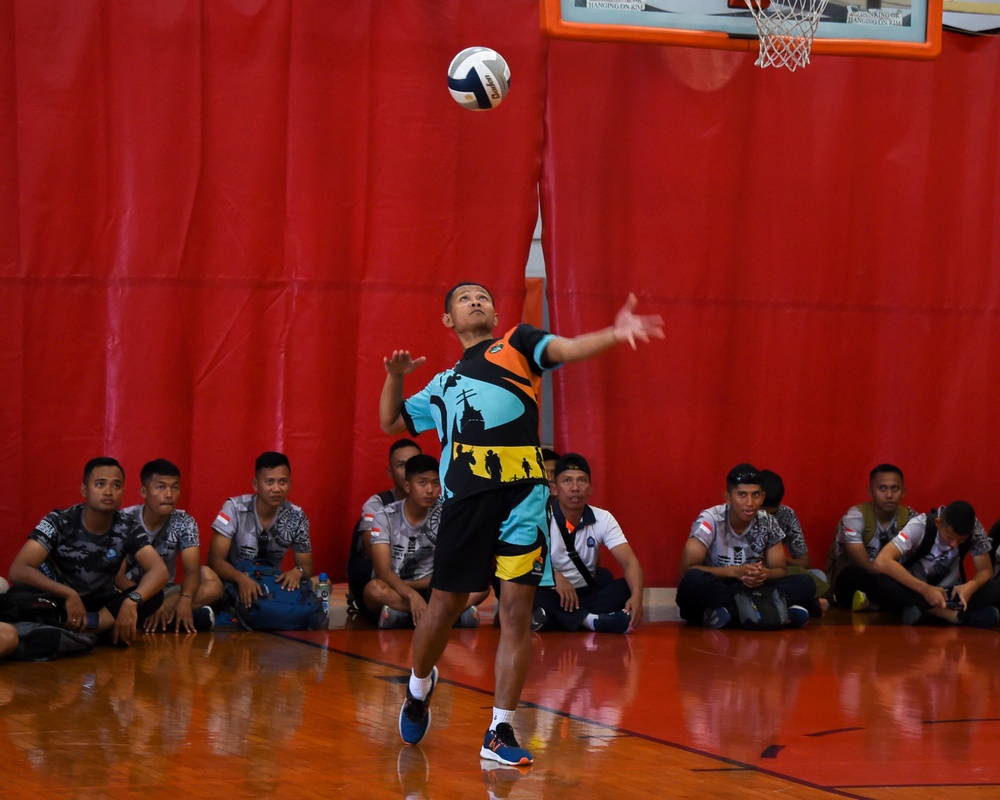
<box><xmin>0</xmin><ymin>590</ymin><xmax>65</xmax><ymax>626</ymax></box>
<box><xmin>229</xmin><ymin>560</ymin><xmax>326</xmax><ymax>631</ymax></box>
<box><xmin>5</xmin><ymin>621</ymin><xmax>96</xmax><ymax>662</ymax></box>
<box><xmin>733</xmin><ymin>587</ymin><xmax>789</xmax><ymax>630</ymax></box>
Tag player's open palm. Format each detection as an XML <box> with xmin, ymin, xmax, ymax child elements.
<box><xmin>614</xmin><ymin>293</ymin><xmax>664</xmax><ymax>350</ymax></box>
<box><xmin>384</xmin><ymin>350</ymin><xmax>427</xmax><ymax>375</ymax></box>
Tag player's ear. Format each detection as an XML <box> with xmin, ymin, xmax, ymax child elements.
<box><xmin>80</xmin><ymin>482</ymin><xmax>87</xmax><ymax>499</ymax></box>
<box><xmin>139</xmin><ymin>485</ymin><xmax>148</xmax><ymax>500</ymax></box>
<box><xmin>442</xmin><ymin>312</ymin><xmax>455</xmax><ymax>329</ymax></box>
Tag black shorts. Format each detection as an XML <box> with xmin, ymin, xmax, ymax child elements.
<box><xmin>84</xmin><ymin>587</ymin><xmax>164</xmax><ymax>624</ymax></box>
<box><xmin>431</xmin><ymin>483</ymin><xmax>552</xmax><ymax>594</ymax></box>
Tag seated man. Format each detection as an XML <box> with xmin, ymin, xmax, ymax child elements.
<box><xmin>8</xmin><ymin>457</ymin><xmax>169</xmax><ymax>645</ymax></box>
<box><xmin>533</xmin><ymin>453</ymin><xmax>643</xmax><ymax>634</ymax></box>
<box><xmin>676</xmin><ymin>463</ymin><xmax>814</xmax><ymax>629</ymax></box>
<box><xmin>365</xmin><ymin>455</ymin><xmax>487</xmax><ymax>629</ymax></box>
<box><xmin>347</xmin><ymin>438</ymin><xmax>422</xmax><ymax>616</ymax></box>
<box><xmin>119</xmin><ymin>459</ymin><xmax>223</xmax><ymax>632</ymax></box>
<box><xmin>208</xmin><ymin>451</ymin><xmax>313</xmax><ymax>609</ymax></box>
<box><xmin>827</xmin><ymin>463</ymin><xmax>914</xmax><ymax>611</ymax></box>
<box><xmin>759</xmin><ymin>469</ymin><xmax>829</xmax><ymax>601</ymax></box>
<box><xmin>873</xmin><ymin>500</ymin><xmax>1000</xmax><ymax>627</ymax></box>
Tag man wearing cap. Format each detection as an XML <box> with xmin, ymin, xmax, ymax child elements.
<box><xmin>676</xmin><ymin>463</ymin><xmax>816</xmax><ymax>629</ymax></box>
<box><xmin>532</xmin><ymin>453</ymin><xmax>643</xmax><ymax>634</ymax></box>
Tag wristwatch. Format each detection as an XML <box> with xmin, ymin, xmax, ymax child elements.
<box><xmin>127</xmin><ymin>590</ymin><xmax>143</xmax><ymax>606</ymax></box>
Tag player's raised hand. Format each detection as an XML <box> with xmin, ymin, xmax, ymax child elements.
<box><xmin>384</xmin><ymin>350</ymin><xmax>427</xmax><ymax>376</ymax></box>
<box><xmin>614</xmin><ymin>293</ymin><xmax>665</xmax><ymax>350</ymax></box>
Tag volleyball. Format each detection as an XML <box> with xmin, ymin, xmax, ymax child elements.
<box><xmin>447</xmin><ymin>47</ymin><xmax>510</xmax><ymax>111</ymax></box>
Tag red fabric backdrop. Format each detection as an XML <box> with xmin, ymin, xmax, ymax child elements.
<box><xmin>1</xmin><ymin>1</ymin><xmax>998</xmax><ymax>586</ymax></box>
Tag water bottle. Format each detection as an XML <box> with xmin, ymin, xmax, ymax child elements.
<box><xmin>316</xmin><ymin>572</ymin><xmax>331</xmax><ymax>623</ymax></box>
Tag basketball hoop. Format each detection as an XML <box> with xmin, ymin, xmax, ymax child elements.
<box><xmin>744</xmin><ymin>0</ymin><xmax>831</xmax><ymax>71</ymax></box>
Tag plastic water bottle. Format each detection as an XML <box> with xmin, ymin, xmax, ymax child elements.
<box><xmin>316</xmin><ymin>572</ymin><xmax>331</xmax><ymax>622</ymax></box>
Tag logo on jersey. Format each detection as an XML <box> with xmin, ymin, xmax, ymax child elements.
<box><xmin>214</xmin><ymin>512</ymin><xmax>231</xmax><ymax>528</ymax></box>
<box><xmin>489</xmin><ymin>343</ymin><xmax>505</xmax><ymax>354</ymax></box>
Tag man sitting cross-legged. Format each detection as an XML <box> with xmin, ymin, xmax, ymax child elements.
<box><xmin>531</xmin><ymin>453</ymin><xmax>643</xmax><ymax>634</ymax></box>
<box><xmin>364</xmin><ymin>454</ymin><xmax>488</xmax><ymax>629</ymax></box>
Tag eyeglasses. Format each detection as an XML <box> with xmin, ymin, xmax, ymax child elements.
<box><xmin>731</xmin><ymin>471</ymin><xmax>760</xmax><ymax>486</ymax></box>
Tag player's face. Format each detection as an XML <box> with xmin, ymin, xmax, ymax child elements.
<box><xmin>388</xmin><ymin>446</ymin><xmax>421</xmax><ymax>494</ymax></box>
<box><xmin>443</xmin><ymin>285</ymin><xmax>498</xmax><ymax>334</ymax></box>
<box><xmin>81</xmin><ymin>466</ymin><xmax>125</xmax><ymax>513</ymax></box>
<box><xmin>869</xmin><ymin>471</ymin><xmax>904</xmax><ymax>515</ymax></box>
<box><xmin>725</xmin><ymin>484</ymin><xmax>765</xmax><ymax>529</ymax></box>
<box><xmin>254</xmin><ymin>465</ymin><xmax>291</xmax><ymax>508</ymax></box>
<box><xmin>140</xmin><ymin>474</ymin><xmax>180</xmax><ymax>517</ymax></box>
<box><xmin>404</xmin><ymin>471</ymin><xmax>441</xmax><ymax>509</ymax></box>
<box><xmin>555</xmin><ymin>469</ymin><xmax>592</xmax><ymax>512</ymax></box>
<box><xmin>544</xmin><ymin>459</ymin><xmax>558</xmax><ymax>496</ymax></box>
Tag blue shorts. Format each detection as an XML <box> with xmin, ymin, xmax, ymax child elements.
<box><xmin>431</xmin><ymin>483</ymin><xmax>552</xmax><ymax>593</ymax></box>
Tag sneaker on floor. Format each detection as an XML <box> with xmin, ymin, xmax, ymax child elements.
<box><xmin>530</xmin><ymin>607</ymin><xmax>547</xmax><ymax>632</ymax></box>
<box><xmin>193</xmin><ymin>606</ymin><xmax>215</xmax><ymax>632</ymax></box>
<box><xmin>399</xmin><ymin>666</ymin><xmax>438</xmax><ymax>745</ymax></box>
<box><xmin>380</xmin><ymin>606</ymin><xmax>414</xmax><ymax>630</ymax></box>
<box><xmin>593</xmin><ymin>610</ymin><xmax>630</xmax><ymax>634</ymax></box>
<box><xmin>703</xmin><ymin>606</ymin><xmax>731</xmax><ymax>630</ymax></box>
<box><xmin>454</xmin><ymin>605</ymin><xmax>480</xmax><ymax>628</ymax></box>
<box><xmin>851</xmin><ymin>590</ymin><xmax>869</xmax><ymax>612</ymax></box>
<box><xmin>481</xmin><ymin>722</ymin><xmax>533</xmax><ymax>766</ymax></box>
<box><xmin>901</xmin><ymin>605</ymin><xmax>923</xmax><ymax>625</ymax></box>
<box><xmin>959</xmin><ymin>605</ymin><xmax>1000</xmax><ymax>629</ymax></box>
<box><xmin>786</xmin><ymin>605</ymin><xmax>809</xmax><ymax>629</ymax></box>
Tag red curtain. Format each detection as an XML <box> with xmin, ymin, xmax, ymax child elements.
<box><xmin>543</xmin><ymin>34</ymin><xmax>1000</xmax><ymax>583</ymax></box>
<box><xmin>2</xmin><ymin>1</ymin><xmax>999</xmax><ymax>587</ymax></box>
<box><xmin>0</xmin><ymin>0</ymin><xmax>547</xmax><ymax>579</ymax></box>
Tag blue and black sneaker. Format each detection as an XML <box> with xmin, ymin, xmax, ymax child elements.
<box><xmin>786</xmin><ymin>605</ymin><xmax>809</xmax><ymax>629</ymax></box>
<box><xmin>481</xmin><ymin>722</ymin><xmax>533</xmax><ymax>766</ymax></box>
<box><xmin>399</xmin><ymin>666</ymin><xmax>438</xmax><ymax>745</ymax></box>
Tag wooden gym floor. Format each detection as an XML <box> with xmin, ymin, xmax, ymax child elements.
<box><xmin>1</xmin><ymin>587</ymin><xmax>999</xmax><ymax>799</ymax></box>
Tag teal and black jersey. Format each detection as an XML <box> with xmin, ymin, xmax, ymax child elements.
<box><xmin>403</xmin><ymin>324</ymin><xmax>559</xmax><ymax>501</ymax></box>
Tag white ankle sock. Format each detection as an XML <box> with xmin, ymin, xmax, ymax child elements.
<box><xmin>582</xmin><ymin>613</ymin><xmax>598</xmax><ymax>631</ymax></box>
<box><xmin>491</xmin><ymin>707</ymin><xmax>515</xmax><ymax>730</ymax></box>
<box><xmin>409</xmin><ymin>670</ymin><xmax>433</xmax><ymax>700</ymax></box>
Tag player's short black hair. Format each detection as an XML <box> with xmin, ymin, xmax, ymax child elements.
<box><xmin>942</xmin><ymin>500</ymin><xmax>976</xmax><ymax>537</ymax></box>
<box><xmin>255</xmin><ymin>451</ymin><xmax>290</xmax><ymax>474</ymax></box>
<box><xmin>758</xmin><ymin>469</ymin><xmax>784</xmax><ymax>507</ymax></box>
<box><xmin>389</xmin><ymin>438</ymin><xmax>421</xmax><ymax>459</ymax></box>
<box><xmin>404</xmin><ymin>454</ymin><xmax>440</xmax><ymax>479</ymax></box>
<box><xmin>444</xmin><ymin>281</ymin><xmax>493</xmax><ymax>313</ymax></box>
<box><xmin>83</xmin><ymin>457</ymin><xmax>124</xmax><ymax>483</ymax></box>
<box><xmin>869</xmin><ymin>463</ymin><xmax>904</xmax><ymax>484</ymax></box>
<box><xmin>140</xmin><ymin>459</ymin><xmax>181</xmax><ymax>485</ymax></box>
<box><xmin>726</xmin><ymin>463</ymin><xmax>761</xmax><ymax>492</ymax></box>
<box><xmin>541</xmin><ymin>448</ymin><xmax>560</xmax><ymax>463</ymax></box>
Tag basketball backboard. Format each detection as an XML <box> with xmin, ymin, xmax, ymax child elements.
<box><xmin>540</xmin><ymin>0</ymin><xmax>943</xmax><ymax>59</ymax></box>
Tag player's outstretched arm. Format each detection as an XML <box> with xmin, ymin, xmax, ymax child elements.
<box><xmin>544</xmin><ymin>293</ymin><xmax>664</xmax><ymax>364</ymax></box>
<box><xmin>380</xmin><ymin>349</ymin><xmax>426</xmax><ymax>434</ymax></box>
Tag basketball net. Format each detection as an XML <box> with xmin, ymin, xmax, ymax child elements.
<box><xmin>744</xmin><ymin>0</ymin><xmax>830</xmax><ymax>71</ymax></box>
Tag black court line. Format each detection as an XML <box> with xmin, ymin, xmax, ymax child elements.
<box><xmin>267</xmin><ymin>630</ymin><xmax>877</xmax><ymax>799</ymax></box>
<box><xmin>805</xmin><ymin>727</ymin><xmax>864</xmax><ymax>737</ymax></box>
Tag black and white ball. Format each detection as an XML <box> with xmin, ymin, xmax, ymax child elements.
<box><xmin>447</xmin><ymin>47</ymin><xmax>510</xmax><ymax>111</ymax></box>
